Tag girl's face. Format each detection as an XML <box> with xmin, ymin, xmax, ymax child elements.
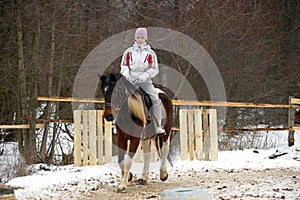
<box><xmin>136</xmin><ymin>36</ymin><xmax>146</xmax><ymax>45</ymax></box>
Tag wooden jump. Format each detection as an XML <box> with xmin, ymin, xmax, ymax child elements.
<box><xmin>73</xmin><ymin>108</ymin><xmax>219</xmax><ymax>166</ymax></box>
<box><xmin>179</xmin><ymin>109</ymin><xmax>218</xmax><ymax>161</ymax></box>
<box><xmin>73</xmin><ymin>110</ymin><xmax>111</xmax><ymax>166</ymax></box>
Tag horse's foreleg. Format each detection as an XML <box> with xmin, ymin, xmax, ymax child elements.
<box><xmin>117</xmin><ymin>138</ymin><xmax>140</xmax><ymax>193</ymax></box>
<box><xmin>117</xmin><ymin>137</ymin><xmax>129</xmax><ymax>193</ymax></box>
<box><xmin>118</xmin><ymin>154</ymin><xmax>133</xmax><ymax>192</ymax></box>
<box><xmin>138</xmin><ymin>139</ymin><xmax>150</xmax><ymax>185</ymax></box>
<box><xmin>160</xmin><ymin>137</ymin><xmax>170</xmax><ymax>181</ymax></box>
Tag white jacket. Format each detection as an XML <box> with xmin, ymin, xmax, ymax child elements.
<box><xmin>120</xmin><ymin>42</ymin><xmax>159</xmax><ymax>84</ymax></box>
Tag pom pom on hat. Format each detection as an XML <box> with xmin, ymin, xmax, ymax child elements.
<box><xmin>135</xmin><ymin>27</ymin><xmax>148</xmax><ymax>40</ymax></box>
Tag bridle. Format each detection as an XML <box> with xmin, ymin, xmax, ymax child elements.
<box><xmin>103</xmin><ymin>76</ymin><xmax>139</xmax><ymax>112</ymax></box>
<box><xmin>103</xmin><ymin>80</ymin><xmax>126</xmax><ymax>112</ymax></box>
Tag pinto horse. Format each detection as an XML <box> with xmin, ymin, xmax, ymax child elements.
<box><xmin>99</xmin><ymin>73</ymin><xmax>173</xmax><ymax>193</ymax></box>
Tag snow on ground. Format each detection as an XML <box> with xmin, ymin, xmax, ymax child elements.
<box><xmin>2</xmin><ymin>130</ymin><xmax>300</xmax><ymax>199</ymax></box>
<box><xmin>6</xmin><ymin>145</ymin><xmax>300</xmax><ymax>200</ymax></box>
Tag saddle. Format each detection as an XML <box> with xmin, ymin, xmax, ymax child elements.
<box><xmin>138</xmin><ymin>88</ymin><xmax>153</xmax><ymax>125</ymax></box>
<box><xmin>139</xmin><ymin>88</ymin><xmax>153</xmax><ymax>110</ymax></box>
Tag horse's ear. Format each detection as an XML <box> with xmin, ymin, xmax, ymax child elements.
<box><xmin>99</xmin><ymin>75</ymin><xmax>106</xmax><ymax>82</ymax></box>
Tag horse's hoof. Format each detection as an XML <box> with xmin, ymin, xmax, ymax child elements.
<box><xmin>128</xmin><ymin>172</ymin><xmax>133</xmax><ymax>182</ymax></box>
<box><xmin>160</xmin><ymin>173</ymin><xmax>168</xmax><ymax>182</ymax></box>
<box><xmin>136</xmin><ymin>179</ymin><xmax>147</xmax><ymax>185</ymax></box>
<box><xmin>117</xmin><ymin>187</ymin><xmax>126</xmax><ymax>193</ymax></box>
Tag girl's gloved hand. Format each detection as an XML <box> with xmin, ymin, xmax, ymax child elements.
<box><xmin>139</xmin><ymin>72</ymin><xmax>150</xmax><ymax>82</ymax></box>
<box><xmin>122</xmin><ymin>71</ymin><xmax>131</xmax><ymax>81</ymax></box>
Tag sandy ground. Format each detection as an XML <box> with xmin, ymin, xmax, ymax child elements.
<box><xmin>78</xmin><ymin>168</ymin><xmax>300</xmax><ymax>200</ymax></box>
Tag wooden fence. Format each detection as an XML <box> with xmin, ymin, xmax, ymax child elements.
<box><xmin>73</xmin><ymin>108</ymin><xmax>218</xmax><ymax>166</ymax></box>
<box><xmin>179</xmin><ymin>109</ymin><xmax>218</xmax><ymax>161</ymax></box>
<box><xmin>73</xmin><ymin>110</ymin><xmax>112</xmax><ymax>166</ymax></box>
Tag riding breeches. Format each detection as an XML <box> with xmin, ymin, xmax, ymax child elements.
<box><xmin>136</xmin><ymin>82</ymin><xmax>162</xmax><ymax>119</ymax></box>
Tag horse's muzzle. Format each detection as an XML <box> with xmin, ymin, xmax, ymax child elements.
<box><xmin>105</xmin><ymin>114</ymin><xmax>114</xmax><ymax>121</ymax></box>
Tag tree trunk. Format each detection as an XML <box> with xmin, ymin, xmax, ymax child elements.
<box><xmin>27</xmin><ymin>0</ymin><xmax>41</xmax><ymax>163</ymax></box>
<box><xmin>40</xmin><ymin>12</ymin><xmax>56</xmax><ymax>161</ymax></box>
<box><xmin>16</xmin><ymin>0</ymin><xmax>29</xmax><ymax>162</ymax></box>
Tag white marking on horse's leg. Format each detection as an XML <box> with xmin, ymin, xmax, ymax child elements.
<box><xmin>139</xmin><ymin>139</ymin><xmax>150</xmax><ymax>182</ymax></box>
<box><xmin>160</xmin><ymin>137</ymin><xmax>170</xmax><ymax>181</ymax></box>
<box><xmin>118</xmin><ymin>155</ymin><xmax>133</xmax><ymax>191</ymax></box>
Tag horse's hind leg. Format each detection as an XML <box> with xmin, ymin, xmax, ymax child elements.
<box><xmin>137</xmin><ymin>139</ymin><xmax>151</xmax><ymax>185</ymax></box>
<box><xmin>117</xmin><ymin>138</ymin><xmax>140</xmax><ymax>193</ymax></box>
<box><xmin>160</xmin><ymin>137</ymin><xmax>170</xmax><ymax>181</ymax></box>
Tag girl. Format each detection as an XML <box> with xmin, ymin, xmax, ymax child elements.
<box><xmin>120</xmin><ymin>27</ymin><xmax>165</xmax><ymax>136</ymax></box>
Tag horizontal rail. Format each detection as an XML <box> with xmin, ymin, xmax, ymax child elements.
<box><xmin>38</xmin><ymin>96</ymin><xmax>104</xmax><ymax>103</ymax></box>
<box><xmin>21</xmin><ymin>117</ymin><xmax>73</xmax><ymax>123</ymax></box>
<box><xmin>0</xmin><ymin>124</ymin><xmax>45</xmax><ymax>129</ymax></box>
<box><xmin>38</xmin><ymin>96</ymin><xmax>300</xmax><ymax>108</ymax></box>
<box><xmin>293</xmin><ymin>126</ymin><xmax>300</xmax><ymax>131</ymax></box>
<box><xmin>291</xmin><ymin>97</ymin><xmax>300</xmax><ymax>105</ymax></box>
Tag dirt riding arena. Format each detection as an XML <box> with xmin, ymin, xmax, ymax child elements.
<box><xmin>76</xmin><ymin>168</ymin><xmax>299</xmax><ymax>200</ymax></box>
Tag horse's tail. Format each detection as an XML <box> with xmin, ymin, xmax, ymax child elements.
<box><xmin>128</xmin><ymin>91</ymin><xmax>147</xmax><ymax>126</ymax></box>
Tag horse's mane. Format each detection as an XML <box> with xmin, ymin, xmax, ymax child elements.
<box><xmin>116</xmin><ymin>75</ymin><xmax>148</xmax><ymax>127</ymax></box>
<box><xmin>128</xmin><ymin>90</ymin><xmax>147</xmax><ymax>126</ymax></box>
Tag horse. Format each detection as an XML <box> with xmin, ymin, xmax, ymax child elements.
<box><xmin>99</xmin><ymin>73</ymin><xmax>173</xmax><ymax>193</ymax></box>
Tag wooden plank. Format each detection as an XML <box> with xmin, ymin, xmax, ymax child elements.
<box><xmin>89</xmin><ymin>110</ymin><xmax>97</xmax><ymax>165</ymax></box>
<box><xmin>291</xmin><ymin>97</ymin><xmax>300</xmax><ymax>105</ymax></box>
<box><xmin>203</xmin><ymin>109</ymin><xmax>210</xmax><ymax>161</ymax></box>
<box><xmin>104</xmin><ymin>119</ymin><xmax>112</xmax><ymax>163</ymax></box>
<box><xmin>171</xmin><ymin>127</ymin><xmax>180</xmax><ymax>131</ymax></box>
<box><xmin>97</xmin><ymin>110</ymin><xmax>104</xmax><ymax>165</ymax></box>
<box><xmin>38</xmin><ymin>96</ymin><xmax>300</xmax><ymax>108</ymax></box>
<box><xmin>172</xmin><ymin>100</ymin><xmax>300</xmax><ymax>108</ymax></box>
<box><xmin>188</xmin><ymin>109</ymin><xmax>194</xmax><ymax>161</ymax></box>
<box><xmin>73</xmin><ymin>110</ymin><xmax>82</xmax><ymax>167</ymax></box>
<box><xmin>292</xmin><ymin>126</ymin><xmax>300</xmax><ymax>131</ymax></box>
<box><xmin>194</xmin><ymin>109</ymin><xmax>203</xmax><ymax>160</ymax></box>
<box><xmin>0</xmin><ymin>123</ymin><xmax>45</xmax><ymax>129</ymax></box>
<box><xmin>21</xmin><ymin>117</ymin><xmax>73</xmax><ymax>123</ymax></box>
<box><xmin>209</xmin><ymin>109</ymin><xmax>218</xmax><ymax>161</ymax></box>
<box><xmin>179</xmin><ymin>109</ymin><xmax>188</xmax><ymax>160</ymax></box>
<box><xmin>38</xmin><ymin>96</ymin><xmax>104</xmax><ymax>103</ymax></box>
<box><xmin>82</xmin><ymin>110</ymin><xmax>89</xmax><ymax>166</ymax></box>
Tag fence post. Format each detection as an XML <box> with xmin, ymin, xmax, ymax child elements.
<box><xmin>194</xmin><ymin>109</ymin><xmax>203</xmax><ymax>160</ymax></box>
<box><xmin>209</xmin><ymin>109</ymin><xmax>218</xmax><ymax>161</ymax></box>
<box><xmin>188</xmin><ymin>109</ymin><xmax>195</xmax><ymax>160</ymax></box>
<box><xmin>97</xmin><ymin>110</ymin><xmax>104</xmax><ymax>165</ymax></box>
<box><xmin>180</xmin><ymin>109</ymin><xmax>188</xmax><ymax>160</ymax></box>
<box><xmin>203</xmin><ymin>109</ymin><xmax>210</xmax><ymax>161</ymax></box>
<box><xmin>288</xmin><ymin>96</ymin><xmax>295</xmax><ymax>146</ymax></box>
<box><xmin>82</xmin><ymin>110</ymin><xmax>89</xmax><ymax>165</ymax></box>
<box><xmin>89</xmin><ymin>110</ymin><xmax>97</xmax><ymax>165</ymax></box>
<box><xmin>73</xmin><ymin>110</ymin><xmax>82</xmax><ymax>167</ymax></box>
<box><xmin>104</xmin><ymin>119</ymin><xmax>112</xmax><ymax>163</ymax></box>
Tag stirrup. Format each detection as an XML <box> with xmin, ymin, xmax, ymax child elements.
<box><xmin>156</xmin><ymin>126</ymin><xmax>166</xmax><ymax>137</ymax></box>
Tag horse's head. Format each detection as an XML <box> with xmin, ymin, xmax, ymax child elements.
<box><xmin>99</xmin><ymin>73</ymin><xmax>118</xmax><ymax>121</ymax></box>
<box><xmin>99</xmin><ymin>73</ymin><xmax>140</xmax><ymax>122</ymax></box>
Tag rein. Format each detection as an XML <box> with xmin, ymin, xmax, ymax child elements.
<box><xmin>104</xmin><ymin>78</ymin><xmax>137</xmax><ymax>111</ymax></box>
